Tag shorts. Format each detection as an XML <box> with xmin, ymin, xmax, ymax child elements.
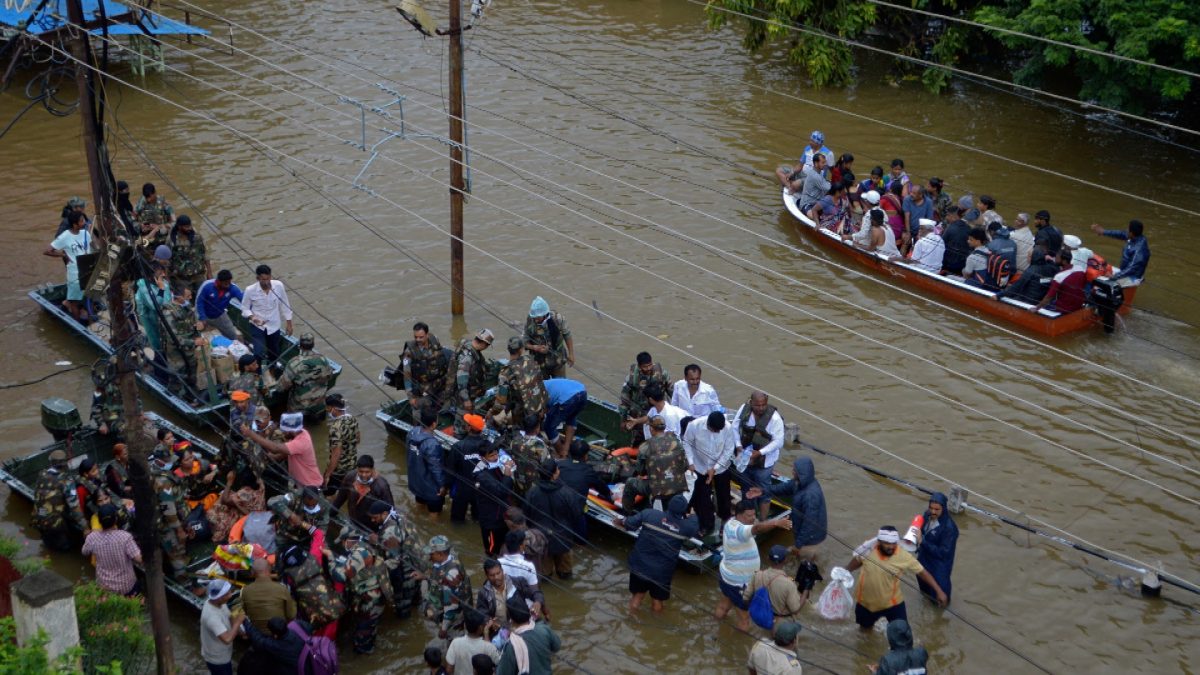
<box><xmin>718</xmin><ymin>579</ymin><xmax>748</xmax><ymax>610</ymax></box>
<box><xmin>629</xmin><ymin>573</ymin><xmax>670</xmax><ymax>601</ymax></box>
<box><xmin>854</xmin><ymin>601</ymin><xmax>908</xmax><ymax>629</ymax></box>
<box><xmin>66</xmin><ymin>277</ymin><xmax>84</xmax><ymax>302</ymax></box>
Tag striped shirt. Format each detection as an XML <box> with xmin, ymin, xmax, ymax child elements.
<box><xmin>82</xmin><ymin>528</ymin><xmax>140</xmax><ymax>594</ymax></box>
<box><xmin>719</xmin><ymin>519</ymin><xmax>759</xmax><ymax>587</ymax></box>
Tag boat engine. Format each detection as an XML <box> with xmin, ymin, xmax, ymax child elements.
<box><xmin>40</xmin><ymin>397</ymin><xmax>82</xmax><ymax>441</ymax></box>
<box><xmin>379</xmin><ymin>365</ymin><xmax>403</xmax><ymax>390</ymax></box>
<box><xmin>1089</xmin><ymin>277</ymin><xmax>1125</xmax><ymax>334</ymax></box>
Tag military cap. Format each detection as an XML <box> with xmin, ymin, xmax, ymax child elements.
<box><xmin>68</xmin><ymin>196</ymin><xmax>86</xmax><ymax>208</ymax></box>
<box><xmin>425</xmin><ymin>535</ymin><xmax>451</xmax><ymax>555</ymax></box>
<box><xmin>298</xmin><ymin>333</ymin><xmax>315</xmax><ymax>347</ymax></box>
<box><xmin>506</xmin><ymin>336</ymin><xmax>524</xmax><ymax>353</ymax></box>
<box><xmin>474</xmin><ymin>328</ymin><xmax>494</xmax><ymax>346</ymax></box>
<box><xmin>648</xmin><ymin>415</ymin><xmax>667</xmax><ymax>430</ymax></box>
<box><xmin>49</xmin><ymin>449</ymin><xmax>68</xmax><ymax>465</ymax></box>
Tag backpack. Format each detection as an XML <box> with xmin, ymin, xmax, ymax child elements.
<box><xmin>973</xmin><ymin>251</ymin><xmax>1012</xmax><ymax>291</ymax></box>
<box><xmin>748</xmin><ymin>584</ymin><xmax>775</xmax><ymax>630</ymax></box>
<box><xmin>288</xmin><ymin>620</ymin><xmax>339</xmax><ymax>675</ymax></box>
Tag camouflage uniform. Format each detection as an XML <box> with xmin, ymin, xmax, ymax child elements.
<box><xmin>618</xmin><ymin>362</ymin><xmax>671</xmax><ymax>420</ymax></box>
<box><xmin>133</xmin><ymin>197</ymin><xmax>172</xmax><ymax>262</ymax></box>
<box><xmin>448</xmin><ymin>337</ymin><xmax>493</xmax><ymax>436</ymax></box>
<box><xmin>491</xmin><ymin>353</ymin><xmax>548</xmax><ymax>430</ymax></box>
<box><xmin>510</xmin><ymin>432</ymin><xmax>551</xmax><ymax>496</ymax></box>
<box><xmin>278</xmin><ymin>349</ymin><xmax>333</xmax><ymax>418</ymax></box>
<box><xmin>90</xmin><ymin>377</ymin><xmax>124</xmax><ymax>438</ymax></box>
<box><xmin>152</xmin><ymin>464</ymin><xmax>190</xmax><ymax>580</ymax></box>
<box><xmin>31</xmin><ymin>462</ymin><xmax>87</xmax><ymax>551</ymax></box>
<box><xmin>524</xmin><ymin>310</ymin><xmax>571</xmax><ymax>380</ymax></box>
<box><xmin>344</xmin><ymin>540</ymin><xmax>393</xmax><ymax>654</ymax></box>
<box><xmin>168</xmin><ymin>231</ymin><xmax>207</xmax><ymax>296</ymax></box>
<box><xmin>402</xmin><ymin>334</ymin><xmax>450</xmax><ymax>414</ymax></box>
<box><xmin>226</xmin><ymin>371</ymin><xmax>265</xmax><ymax>404</ymax></box>
<box><xmin>375</xmin><ymin>511</ymin><xmax>421</xmax><ymax>615</ymax></box>
<box><xmin>639</xmin><ymin>433</ymin><xmax>689</xmax><ymax>501</ymax></box>
<box><xmin>423</xmin><ymin>554</ymin><xmax>473</xmax><ymax>637</ymax></box>
<box><xmin>158</xmin><ymin>300</ymin><xmax>200</xmax><ymax>396</ymax></box>
<box><xmin>225</xmin><ymin>402</ymin><xmax>266</xmax><ymax>479</ymax></box>
<box><xmin>327</xmin><ymin>412</ymin><xmax>360</xmax><ymax>486</ymax></box>
<box><xmin>283</xmin><ymin>555</ymin><xmax>345</xmax><ymax>629</ymax></box>
<box><xmin>269</xmin><ymin>496</ymin><xmax>319</xmax><ymax>553</ymax></box>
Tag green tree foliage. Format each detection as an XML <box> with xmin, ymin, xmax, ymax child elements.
<box><xmin>706</xmin><ymin>0</ymin><xmax>1200</xmax><ymax>116</ymax></box>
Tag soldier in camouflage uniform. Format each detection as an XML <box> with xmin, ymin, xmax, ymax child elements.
<box><xmin>401</xmin><ymin>321</ymin><xmax>451</xmax><ymax>416</ymax></box>
<box><xmin>524</xmin><ymin>296</ymin><xmax>575</xmax><ymax>380</ymax></box>
<box><xmin>251</xmin><ymin>406</ymin><xmax>288</xmax><ymax>487</ymax></box>
<box><xmin>31</xmin><ymin>450</ymin><xmax>87</xmax><ymax>552</ymax></box>
<box><xmin>226</xmin><ymin>354</ymin><xmax>266</xmax><ymax>404</ymax></box>
<box><xmin>90</xmin><ymin>357</ymin><xmax>125</xmax><ymax>439</ymax></box>
<box><xmin>167</xmin><ymin>215</ymin><xmax>211</xmax><ymax>297</ymax></box>
<box><xmin>638</xmin><ymin>416</ymin><xmax>689</xmax><ymax>509</ymax></box>
<box><xmin>446</xmin><ymin>328</ymin><xmax>495</xmax><ymax>437</ymax></box>
<box><xmin>413</xmin><ymin>535</ymin><xmax>473</xmax><ymax>639</ymax></box>
<box><xmin>268</xmin><ymin>491</ymin><xmax>321</xmax><ymax>554</ymax></box>
<box><xmin>133</xmin><ymin>183</ymin><xmax>173</xmax><ymax>263</ymax></box>
<box><xmin>489</xmin><ymin>337</ymin><xmax>548</xmax><ymax>432</ymax></box>
<box><xmin>150</xmin><ymin>450</ymin><xmax>192</xmax><ymax>580</ymax></box>
<box><xmin>509</xmin><ymin>415</ymin><xmax>552</xmax><ymax>497</ymax></box>
<box><xmin>157</xmin><ymin>288</ymin><xmax>203</xmax><ymax>398</ymax></box>
<box><xmin>277</xmin><ymin>333</ymin><xmax>333</xmax><ymax>420</ymax></box>
<box><xmin>341</xmin><ymin>536</ymin><xmax>392</xmax><ymax>655</ymax></box>
<box><xmin>619</xmin><ymin>351</ymin><xmax>671</xmax><ymax>446</ymax></box>
<box><xmin>367</xmin><ymin>500</ymin><xmax>421</xmax><ymax>618</ymax></box>
<box><xmin>322</xmin><ymin>393</ymin><xmax>360</xmax><ymax>490</ymax></box>
<box><xmin>224</xmin><ymin>390</ymin><xmax>260</xmax><ymax>481</ymax></box>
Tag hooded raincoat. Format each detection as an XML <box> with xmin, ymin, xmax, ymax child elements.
<box><xmin>624</xmin><ymin>495</ymin><xmax>699</xmax><ymax>590</ymax></box>
<box><xmin>875</xmin><ymin>619</ymin><xmax>929</xmax><ymax>675</ymax></box>
<box><xmin>917</xmin><ymin>491</ymin><xmax>958</xmax><ymax>601</ymax></box>
<box><xmin>767</xmin><ymin>457</ymin><xmax>827</xmax><ymax>548</ymax></box>
<box><xmin>406</xmin><ymin>426</ymin><xmax>446</xmax><ymax>503</ymax></box>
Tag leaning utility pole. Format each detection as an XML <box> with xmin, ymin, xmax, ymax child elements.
<box><xmin>65</xmin><ymin>2</ymin><xmax>175</xmax><ymax>673</ymax></box>
<box><xmin>447</xmin><ymin>0</ymin><xmax>466</xmax><ymax>315</ymax></box>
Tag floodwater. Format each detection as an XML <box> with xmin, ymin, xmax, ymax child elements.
<box><xmin>2</xmin><ymin>0</ymin><xmax>1198</xmax><ymax>672</ymax></box>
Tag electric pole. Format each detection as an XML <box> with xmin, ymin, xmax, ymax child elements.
<box><xmin>65</xmin><ymin>2</ymin><xmax>175</xmax><ymax>672</ymax></box>
<box><xmin>448</xmin><ymin>0</ymin><xmax>465</xmax><ymax>315</ymax></box>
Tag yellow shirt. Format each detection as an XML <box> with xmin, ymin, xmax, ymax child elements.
<box><xmin>855</xmin><ymin>545</ymin><xmax>924</xmax><ymax>612</ymax></box>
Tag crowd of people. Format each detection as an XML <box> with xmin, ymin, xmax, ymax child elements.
<box><xmin>777</xmin><ymin>131</ymin><xmax>1152</xmax><ymax>309</ymax></box>
<box><xmin>37</xmin><ymin>187</ymin><xmax>967</xmax><ymax>673</ymax></box>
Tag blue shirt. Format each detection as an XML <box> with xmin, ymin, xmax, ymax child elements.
<box><xmin>195</xmin><ymin>279</ymin><xmax>243</xmax><ymax>321</ymax></box>
<box><xmin>543</xmin><ymin>378</ymin><xmax>585</xmax><ymax>406</ymax></box>
<box><xmin>1102</xmin><ymin>230</ymin><xmax>1150</xmax><ymax>281</ymax></box>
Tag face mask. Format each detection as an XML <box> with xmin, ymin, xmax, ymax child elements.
<box><xmin>356</xmin><ymin>475</ymin><xmax>374</xmax><ymax>485</ymax></box>
<box><xmin>303</xmin><ymin>503</ymin><xmax>321</xmax><ymax>514</ymax></box>
<box><xmin>253</xmin><ymin>420</ymin><xmax>267</xmax><ymax>431</ymax></box>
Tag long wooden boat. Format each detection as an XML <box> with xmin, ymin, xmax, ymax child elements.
<box><xmin>0</xmin><ymin>409</ymin><xmax>366</xmax><ymax>612</ymax></box>
<box><xmin>782</xmin><ymin>189</ymin><xmax>1136</xmax><ymax>337</ymax></box>
<box><xmin>29</xmin><ymin>283</ymin><xmax>343</xmax><ymax>423</ymax></box>
<box><xmin>375</xmin><ymin>394</ymin><xmax>794</xmax><ymax>568</ymax></box>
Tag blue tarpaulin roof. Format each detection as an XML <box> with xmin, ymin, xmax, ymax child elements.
<box><xmin>0</xmin><ymin>0</ymin><xmax>208</xmax><ymax>36</ymax></box>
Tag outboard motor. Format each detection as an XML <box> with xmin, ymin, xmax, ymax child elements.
<box><xmin>1089</xmin><ymin>278</ymin><xmax>1125</xmax><ymax>334</ymax></box>
<box><xmin>41</xmin><ymin>397</ymin><xmax>82</xmax><ymax>441</ymax></box>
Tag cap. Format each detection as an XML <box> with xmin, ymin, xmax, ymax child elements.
<box><xmin>230</xmin><ymin>390</ymin><xmax>251</xmax><ymax>403</ymax></box>
<box><xmin>809</xmin><ymin>130</ymin><xmax>824</xmax><ymax>144</ymax></box>
<box><xmin>474</xmin><ymin>328</ymin><xmax>495</xmax><ymax>346</ymax></box>
<box><xmin>769</xmin><ymin>545</ymin><xmax>789</xmax><ymax>562</ymax></box>
<box><xmin>237</xmin><ymin>353</ymin><xmax>257</xmax><ymax>369</ymax></box>
<box><xmin>298</xmin><ymin>333</ymin><xmax>315</xmax><ymax>347</ymax></box>
<box><xmin>1063</xmin><ymin>234</ymin><xmax>1082</xmax><ymax>249</ymax></box>
<box><xmin>1035</xmin><ymin>209</ymin><xmax>1052</xmax><ymax>220</ymax></box>
<box><xmin>68</xmin><ymin>196</ymin><xmax>86</xmax><ymax>208</ymax></box>
<box><xmin>207</xmin><ymin>579</ymin><xmax>233</xmax><ymax>600</ymax></box>
<box><xmin>280</xmin><ymin>412</ymin><xmax>304</xmax><ymax>433</ymax></box>
<box><xmin>153</xmin><ymin>245</ymin><xmax>172</xmax><ymax>261</ymax></box>
<box><xmin>425</xmin><ymin>535</ymin><xmax>451</xmax><ymax>554</ymax></box>
<box><xmin>648</xmin><ymin>416</ymin><xmax>667</xmax><ymax>430</ymax></box>
<box><xmin>964</xmin><ymin>208</ymin><xmax>982</xmax><ymax>223</ymax></box>
<box><xmin>325</xmin><ymin>392</ymin><xmax>345</xmax><ymax>408</ymax></box>
<box><xmin>918</xmin><ymin>218</ymin><xmax>936</xmax><ymax>230</ymax></box>
<box><xmin>774</xmin><ymin>621</ymin><xmax>801</xmax><ymax>644</ymax></box>
<box><xmin>1072</xmin><ymin>247</ymin><xmax>1093</xmax><ymax>268</ymax></box>
<box><xmin>957</xmin><ymin>195</ymin><xmax>974</xmax><ymax>211</ymax></box>
<box><xmin>463</xmin><ymin>413</ymin><xmax>485</xmax><ymax>433</ymax></box>
<box><xmin>368</xmin><ymin>500</ymin><xmax>391</xmax><ymax>515</ymax></box>
<box><xmin>506</xmin><ymin>336</ymin><xmax>524</xmax><ymax>353</ymax></box>
<box><xmin>993</xmin><ymin>225</ymin><xmax>1012</xmax><ymax>238</ymax></box>
<box><xmin>529</xmin><ymin>296</ymin><xmax>550</xmax><ymax>318</ymax></box>
<box><xmin>78</xmin><ymin>457</ymin><xmax>95</xmax><ymax>473</ymax></box>
<box><xmin>861</xmin><ymin>190</ymin><xmax>880</xmax><ymax>205</ymax></box>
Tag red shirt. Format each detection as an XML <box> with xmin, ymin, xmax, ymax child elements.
<box><xmin>1046</xmin><ymin>268</ymin><xmax>1087</xmax><ymax>312</ymax></box>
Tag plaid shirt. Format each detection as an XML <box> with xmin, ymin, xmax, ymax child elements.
<box><xmin>82</xmin><ymin>528</ymin><xmax>140</xmax><ymax>594</ymax></box>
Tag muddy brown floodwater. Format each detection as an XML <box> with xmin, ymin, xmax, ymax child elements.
<box><xmin>2</xmin><ymin>0</ymin><xmax>1198</xmax><ymax>672</ymax></box>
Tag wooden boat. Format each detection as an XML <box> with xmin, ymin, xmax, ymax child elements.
<box><xmin>782</xmin><ymin>189</ymin><xmax>1137</xmax><ymax>337</ymax></box>
<box><xmin>29</xmin><ymin>283</ymin><xmax>343</xmax><ymax>424</ymax></box>
<box><xmin>375</xmin><ymin>393</ymin><xmax>795</xmax><ymax>568</ymax></box>
<box><xmin>0</xmin><ymin>408</ymin><xmax>365</xmax><ymax>612</ymax></box>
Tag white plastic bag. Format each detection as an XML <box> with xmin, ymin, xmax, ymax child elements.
<box><xmin>817</xmin><ymin>566</ymin><xmax>855</xmax><ymax>620</ymax></box>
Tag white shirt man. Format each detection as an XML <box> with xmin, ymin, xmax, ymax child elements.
<box><xmin>732</xmin><ymin>395</ymin><xmax>785</xmax><ymax>471</ymax></box>
<box><xmin>499</xmin><ymin>550</ymin><xmax>540</xmax><ymax>590</ymax></box>
<box><xmin>682</xmin><ymin>415</ymin><xmax>736</xmax><ymax>476</ymax></box>
<box><xmin>644</xmin><ymin>399</ymin><xmax>688</xmax><ymax>441</ymax></box>
<box><xmin>241</xmin><ymin>272</ymin><xmax>293</xmax><ymax>336</ymax></box>
<box><xmin>908</xmin><ymin>220</ymin><xmax>946</xmax><ymax>273</ymax></box>
<box><xmin>670</xmin><ymin>366</ymin><xmax>722</xmax><ymax>417</ymax></box>
<box><xmin>1010</xmin><ymin>213</ymin><xmax>1036</xmax><ymax>272</ymax></box>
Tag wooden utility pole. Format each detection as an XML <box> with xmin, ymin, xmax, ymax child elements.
<box><xmin>448</xmin><ymin>0</ymin><xmax>465</xmax><ymax>315</ymax></box>
<box><xmin>64</xmin><ymin>2</ymin><xmax>175</xmax><ymax>673</ymax></box>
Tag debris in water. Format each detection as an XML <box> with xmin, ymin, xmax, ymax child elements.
<box><xmin>55</xmin><ymin>361</ymin><xmax>72</xmax><ymax>366</ymax></box>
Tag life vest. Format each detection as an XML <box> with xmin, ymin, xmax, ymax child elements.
<box><xmin>403</xmin><ymin>336</ymin><xmax>448</xmax><ymax>384</ymax></box>
<box><xmin>1086</xmin><ymin>254</ymin><xmax>1113</xmax><ymax>283</ymax></box>
<box><xmin>737</xmin><ymin>402</ymin><xmax>778</xmax><ymax>467</ymax></box>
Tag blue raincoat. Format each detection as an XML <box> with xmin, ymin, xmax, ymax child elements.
<box><xmin>917</xmin><ymin>491</ymin><xmax>958</xmax><ymax>601</ymax></box>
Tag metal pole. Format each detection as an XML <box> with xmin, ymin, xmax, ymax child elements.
<box><xmin>65</xmin><ymin>3</ymin><xmax>174</xmax><ymax>673</ymax></box>
<box><xmin>448</xmin><ymin>0</ymin><xmax>465</xmax><ymax>315</ymax></box>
